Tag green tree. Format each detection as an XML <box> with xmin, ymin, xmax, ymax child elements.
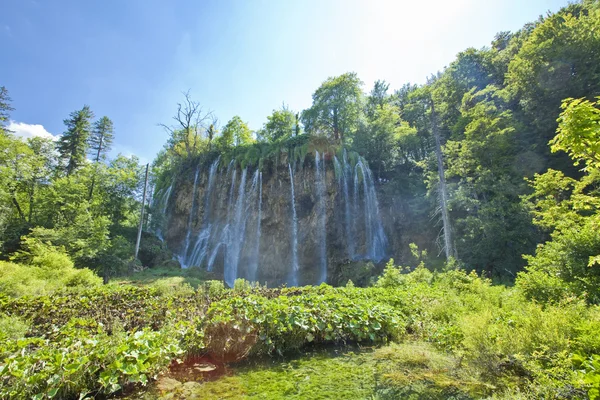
<box><xmin>0</xmin><ymin>86</ymin><xmax>14</xmax><ymax>134</ymax></box>
<box><xmin>262</xmin><ymin>106</ymin><xmax>296</xmax><ymax>142</ymax></box>
<box><xmin>89</xmin><ymin>116</ymin><xmax>114</xmax><ymax>163</ymax></box>
<box><xmin>552</xmin><ymin>97</ymin><xmax>600</xmax><ymax>170</ymax></box>
<box><xmin>25</xmin><ymin>137</ymin><xmax>55</xmax><ymax>224</ymax></box>
<box><xmin>88</xmin><ymin>116</ymin><xmax>115</xmax><ymax>200</ymax></box>
<box><xmin>56</xmin><ymin>105</ymin><xmax>94</xmax><ymax>176</ymax></box>
<box><xmin>444</xmin><ymin>86</ymin><xmax>533</xmax><ymax>276</ymax></box>
<box><xmin>506</xmin><ymin>3</ymin><xmax>600</xmax><ymax>170</ymax></box>
<box><xmin>301</xmin><ymin>72</ymin><xmax>363</xmax><ymax>141</ymax></box>
<box><xmin>207</xmin><ymin>123</ymin><xmax>217</xmax><ymax>151</ymax></box>
<box><xmin>365</xmin><ymin>80</ymin><xmax>390</xmax><ymax>119</ymax></box>
<box><xmin>353</xmin><ymin>103</ymin><xmax>413</xmax><ymax>179</ymax></box>
<box><xmin>0</xmin><ymin>133</ymin><xmax>33</xmax><ymax>223</ymax></box>
<box><xmin>217</xmin><ymin>116</ymin><xmax>253</xmax><ymax>149</ymax></box>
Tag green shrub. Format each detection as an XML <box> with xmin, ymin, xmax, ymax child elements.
<box><xmin>516</xmin><ymin>266</ymin><xmax>575</xmax><ymax>304</ymax></box>
<box><xmin>202</xmin><ymin>289</ymin><xmax>405</xmax><ymax>360</ymax></box>
<box><xmin>0</xmin><ymin>324</ymin><xmax>183</xmax><ymax>399</ymax></box>
<box><xmin>204</xmin><ymin>280</ymin><xmax>226</xmax><ymax>298</ymax></box>
<box><xmin>573</xmin><ymin>353</ymin><xmax>600</xmax><ymax>400</ymax></box>
<box><xmin>374</xmin><ymin>259</ymin><xmax>406</xmax><ymax>288</ymax></box>
<box><xmin>0</xmin><ymin>314</ymin><xmax>29</xmax><ymax>342</ymax></box>
<box><xmin>0</xmin><ymin>260</ymin><xmax>101</xmax><ymax>297</ymax></box>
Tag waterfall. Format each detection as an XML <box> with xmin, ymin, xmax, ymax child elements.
<box><xmin>353</xmin><ymin>163</ymin><xmax>360</xmax><ymax>257</ymax></box>
<box><xmin>315</xmin><ymin>151</ymin><xmax>327</xmax><ymax>284</ymax></box>
<box><xmin>180</xmin><ymin>165</ymin><xmax>201</xmax><ymax>268</ymax></box>
<box><xmin>354</xmin><ymin>157</ymin><xmax>388</xmax><ymax>261</ymax></box>
<box><xmin>248</xmin><ymin>171</ymin><xmax>262</xmax><ymax>282</ymax></box>
<box><xmin>340</xmin><ymin>150</ymin><xmax>355</xmax><ymax>258</ymax></box>
<box><xmin>162</xmin><ymin>183</ymin><xmax>173</xmax><ymax>215</ymax></box>
<box><xmin>167</xmin><ymin>151</ymin><xmax>387</xmax><ymax>286</ymax></box>
<box><xmin>188</xmin><ymin>157</ymin><xmax>220</xmax><ymax>267</ymax></box>
<box><xmin>224</xmin><ymin>168</ymin><xmax>248</xmax><ymax>287</ymax></box>
<box><xmin>288</xmin><ymin>163</ymin><xmax>299</xmax><ymax>286</ymax></box>
<box><xmin>363</xmin><ymin>160</ymin><xmax>388</xmax><ymax>261</ymax></box>
<box><xmin>154</xmin><ymin>180</ymin><xmax>174</xmax><ymax>242</ymax></box>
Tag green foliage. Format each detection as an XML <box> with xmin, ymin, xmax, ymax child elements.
<box><xmin>216</xmin><ymin>115</ymin><xmax>253</xmax><ymax>151</ymax></box>
<box><xmin>375</xmin><ymin>259</ymin><xmax>406</xmax><ymax>288</ymax></box>
<box><xmin>0</xmin><ymin>315</ymin><xmax>29</xmax><ymax>342</ymax></box>
<box><xmin>521</xmin><ymin>95</ymin><xmax>600</xmax><ymax>304</ymax></box>
<box><xmin>0</xmin><ymin>86</ymin><xmax>14</xmax><ymax>133</ymax></box>
<box><xmin>516</xmin><ymin>265</ymin><xmax>574</xmax><ymax>304</ymax></box>
<box><xmin>506</xmin><ymin>4</ymin><xmax>600</xmax><ymax>141</ymax></box>
<box><xmin>1</xmin><ymin>266</ymin><xmax>600</xmax><ymax>398</ymax></box>
<box><xmin>0</xmin><ymin>323</ymin><xmax>183</xmax><ymax>399</ymax></box>
<box><xmin>202</xmin><ymin>286</ymin><xmax>404</xmax><ymax>360</ymax></box>
<box><xmin>354</xmin><ymin>103</ymin><xmax>415</xmax><ymax>179</ymax></box>
<box><xmin>573</xmin><ymin>353</ymin><xmax>600</xmax><ymax>400</ymax></box>
<box><xmin>553</xmin><ymin>97</ymin><xmax>600</xmax><ymax>170</ymax></box>
<box><xmin>261</xmin><ymin>106</ymin><xmax>296</xmax><ymax>142</ymax></box>
<box><xmin>0</xmin><ymin>242</ymin><xmax>102</xmax><ymax>297</ymax></box>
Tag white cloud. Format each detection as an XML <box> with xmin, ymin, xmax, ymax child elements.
<box><xmin>7</xmin><ymin>121</ymin><xmax>57</xmax><ymax>141</ymax></box>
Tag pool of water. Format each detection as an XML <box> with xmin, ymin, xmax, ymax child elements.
<box><xmin>123</xmin><ymin>342</ymin><xmax>489</xmax><ymax>399</ymax></box>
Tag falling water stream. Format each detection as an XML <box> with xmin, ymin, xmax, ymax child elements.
<box><xmin>315</xmin><ymin>151</ymin><xmax>327</xmax><ymax>283</ymax></box>
<box><xmin>288</xmin><ymin>163</ymin><xmax>299</xmax><ymax>286</ymax></box>
<box><xmin>180</xmin><ymin>166</ymin><xmax>200</xmax><ymax>268</ymax></box>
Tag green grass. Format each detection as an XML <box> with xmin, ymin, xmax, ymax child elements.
<box><xmin>110</xmin><ymin>266</ymin><xmax>211</xmax><ymax>289</ymax></box>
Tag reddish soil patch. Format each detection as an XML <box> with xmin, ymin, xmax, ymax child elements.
<box><xmin>168</xmin><ymin>353</ymin><xmax>230</xmax><ymax>382</ymax></box>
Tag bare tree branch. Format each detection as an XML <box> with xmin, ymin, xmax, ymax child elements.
<box><xmin>158</xmin><ymin>90</ymin><xmax>213</xmax><ymax>158</ymax></box>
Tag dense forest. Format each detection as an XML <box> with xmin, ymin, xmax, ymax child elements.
<box><xmin>1</xmin><ymin>0</ymin><xmax>600</xmax><ymax>399</ymax></box>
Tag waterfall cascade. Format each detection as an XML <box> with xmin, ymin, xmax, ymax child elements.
<box><xmin>288</xmin><ymin>163</ymin><xmax>299</xmax><ymax>286</ymax></box>
<box><xmin>315</xmin><ymin>151</ymin><xmax>327</xmax><ymax>283</ymax></box>
<box><xmin>158</xmin><ymin>151</ymin><xmax>389</xmax><ymax>287</ymax></box>
<box><xmin>180</xmin><ymin>166</ymin><xmax>200</xmax><ymax>267</ymax></box>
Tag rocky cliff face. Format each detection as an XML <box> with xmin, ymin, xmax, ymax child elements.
<box><xmin>159</xmin><ymin>152</ymin><xmax>402</xmax><ymax>287</ymax></box>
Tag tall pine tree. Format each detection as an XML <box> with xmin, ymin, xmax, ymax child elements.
<box><xmin>0</xmin><ymin>86</ymin><xmax>14</xmax><ymax>134</ymax></box>
<box><xmin>89</xmin><ymin>116</ymin><xmax>114</xmax><ymax>163</ymax></box>
<box><xmin>56</xmin><ymin>105</ymin><xmax>94</xmax><ymax>176</ymax></box>
<box><xmin>88</xmin><ymin>116</ymin><xmax>114</xmax><ymax>199</ymax></box>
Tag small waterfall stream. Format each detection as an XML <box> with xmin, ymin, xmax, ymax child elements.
<box><xmin>248</xmin><ymin>171</ymin><xmax>262</xmax><ymax>282</ymax></box>
<box><xmin>288</xmin><ymin>163</ymin><xmax>299</xmax><ymax>286</ymax></box>
<box><xmin>188</xmin><ymin>157</ymin><xmax>220</xmax><ymax>267</ymax></box>
<box><xmin>180</xmin><ymin>166</ymin><xmax>200</xmax><ymax>268</ymax></box>
<box><xmin>315</xmin><ymin>151</ymin><xmax>327</xmax><ymax>283</ymax></box>
<box><xmin>224</xmin><ymin>168</ymin><xmax>248</xmax><ymax>287</ymax></box>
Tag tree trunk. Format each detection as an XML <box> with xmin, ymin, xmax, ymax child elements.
<box><xmin>11</xmin><ymin>194</ymin><xmax>25</xmax><ymax>221</ymax></box>
<box><xmin>28</xmin><ymin>182</ymin><xmax>34</xmax><ymax>223</ymax></box>
<box><xmin>431</xmin><ymin>102</ymin><xmax>455</xmax><ymax>261</ymax></box>
<box><xmin>333</xmin><ymin>109</ymin><xmax>340</xmax><ymax>140</ymax></box>
<box><xmin>89</xmin><ymin>137</ymin><xmax>104</xmax><ymax>200</ymax></box>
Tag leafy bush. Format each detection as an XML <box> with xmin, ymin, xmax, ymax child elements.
<box><xmin>202</xmin><ymin>288</ymin><xmax>405</xmax><ymax>360</ymax></box>
<box><xmin>573</xmin><ymin>353</ymin><xmax>600</xmax><ymax>400</ymax></box>
<box><xmin>0</xmin><ymin>323</ymin><xmax>183</xmax><ymax>399</ymax></box>
<box><xmin>374</xmin><ymin>259</ymin><xmax>405</xmax><ymax>288</ymax></box>
<box><xmin>0</xmin><ymin>260</ymin><xmax>101</xmax><ymax>297</ymax></box>
<box><xmin>0</xmin><ymin>315</ymin><xmax>29</xmax><ymax>342</ymax></box>
<box><xmin>516</xmin><ymin>265</ymin><xmax>574</xmax><ymax>303</ymax></box>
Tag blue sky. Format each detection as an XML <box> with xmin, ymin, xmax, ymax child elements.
<box><xmin>1</xmin><ymin>0</ymin><xmax>567</xmax><ymax>162</ymax></box>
